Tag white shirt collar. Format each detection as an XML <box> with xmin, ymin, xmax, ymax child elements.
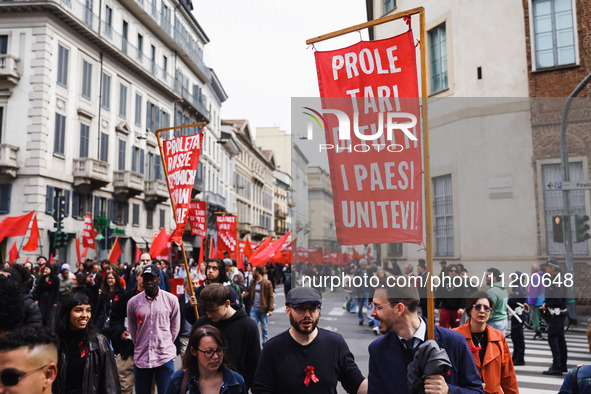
<box><xmin>398</xmin><ymin>316</ymin><xmax>426</xmax><ymax>347</ymax></box>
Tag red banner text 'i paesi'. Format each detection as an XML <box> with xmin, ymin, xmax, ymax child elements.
<box><xmin>189</xmin><ymin>200</ymin><xmax>208</xmax><ymax>238</ymax></box>
<box><xmin>313</xmin><ymin>30</ymin><xmax>423</xmax><ymax>245</ymax></box>
<box><xmin>216</xmin><ymin>215</ymin><xmax>237</xmax><ymax>259</ymax></box>
<box><xmin>161</xmin><ymin>132</ymin><xmax>203</xmax><ymax>243</ymax></box>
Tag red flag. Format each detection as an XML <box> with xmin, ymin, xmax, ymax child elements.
<box><xmin>82</xmin><ymin>214</ymin><xmax>96</xmax><ymax>249</ymax></box>
<box><xmin>237</xmin><ymin>250</ymin><xmax>244</xmax><ymax>270</ymax></box>
<box><xmin>75</xmin><ymin>237</ymin><xmax>81</xmax><ymax>264</ymax></box>
<box><xmin>22</xmin><ymin>214</ymin><xmax>40</xmax><ymax>252</ymax></box>
<box><xmin>0</xmin><ymin>211</ymin><xmax>34</xmax><ymax>243</ymax></box>
<box><xmin>49</xmin><ymin>253</ymin><xmax>53</xmax><ymax>265</ymax></box>
<box><xmin>208</xmin><ymin>237</ymin><xmax>215</xmax><ymax>259</ymax></box>
<box><xmin>136</xmin><ymin>245</ymin><xmax>141</xmax><ymax>263</ymax></box>
<box><xmin>109</xmin><ymin>237</ymin><xmax>122</xmax><ymax>264</ymax></box>
<box><xmin>250</xmin><ymin>236</ymin><xmax>273</xmax><ymax>260</ymax></box>
<box><xmin>189</xmin><ymin>200</ymin><xmax>207</xmax><ymax>237</ymax></box>
<box><xmin>149</xmin><ymin>227</ymin><xmax>169</xmax><ymax>258</ymax></box>
<box><xmin>353</xmin><ymin>249</ymin><xmax>361</xmax><ymax>260</ymax></box>
<box><xmin>244</xmin><ymin>238</ymin><xmax>253</xmax><ymax>258</ymax></box>
<box><xmin>313</xmin><ymin>31</ymin><xmax>423</xmax><ymax>245</ymax></box>
<box><xmin>250</xmin><ymin>232</ymin><xmax>291</xmax><ymax>267</ymax></box>
<box><xmin>8</xmin><ymin>241</ymin><xmax>19</xmax><ymax>264</ymax></box>
<box><xmin>160</xmin><ymin>132</ymin><xmax>204</xmax><ymax>243</ymax></box>
<box><xmin>198</xmin><ymin>238</ymin><xmax>204</xmax><ymax>265</ymax></box>
<box><xmin>82</xmin><ymin>247</ymin><xmax>88</xmax><ymax>258</ymax></box>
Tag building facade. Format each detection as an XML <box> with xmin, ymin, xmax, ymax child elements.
<box><xmin>0</xmin><ymin>0</ymin><xmax>216</xmax><ymax>263</ymax></box>
<box><xmin>307</xmin><ymin>166</ymin><xmax>337</xmax><ymax>253</ymax></box>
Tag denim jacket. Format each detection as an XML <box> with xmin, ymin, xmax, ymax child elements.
<box><xmin>559</xmin><ymin>366</ymin><xmax>591</xmax><ymax>394</ymax></box>
<box><xmin>164</xmin><ymin>367</ymin><xmax>246</xmax><ymax>394</ymax></box>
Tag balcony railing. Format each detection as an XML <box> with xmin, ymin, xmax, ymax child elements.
<box><xmin>144</xmin><ymin>179</ymin><xmax>169</xmax><ymax>205</ymax></box>
<box><xmin>72</xmin><ymin>157</ymin><xmax>110</xmax><ymax>189</ymax></box>
<box><xmin>113</xmin><ymin>170</ymin><xmax>144</xmax><ymax>197</ymax></box>
<box><xmin>0</xmin><ymin>144</ymin><xmax>19</xmax><ymax>177</ymax></box>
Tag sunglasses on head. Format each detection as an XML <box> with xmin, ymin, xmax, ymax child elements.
<box><xmin>473</xmin><ymin>304</ymin><xmax>491</xmax><ymax>312</ymax></box>
<box><xmin>1</xmin><ymin>365</ymin><xmax>48</xmax><ymax>387</ymax></box>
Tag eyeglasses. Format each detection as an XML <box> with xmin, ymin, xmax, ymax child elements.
<box><xmin>197</xmin><ymin>347</ymin><xmax>226</xmax><ymax>358</ymax></box>
<box><xmin>473</xmin><ymin>304</ymin><xmax>491</xmax><ymax>312</ymax></box>
<box><xmin>1</xmin><ymin>365</ymin><xmax>48</xmax><ymax>387</ymax></box>
<box><xmin>290</xmin><ymin>305</ymin><xmax>320</xmax><ymax>314</ymax></box>
<box><xmin>369</xmin><ymin>302</ymin><xmax>394</xmax><ymax>311</ymax></box>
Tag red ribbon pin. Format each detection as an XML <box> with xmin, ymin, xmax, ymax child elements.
<box><xmin>469</xmin><ymin>345</ymin><xmax>482</xmax><ymax>353</ymax></box>
<box><xmin>137</xmin><ymin>313</ymin><xmax>143</xmax><ymax>324</ymax></box>
<box><xmin>78</xmin><ymin>341</ymin><xmax>88</xmax><ymax>358</ymax></box>
<box><xmin>304</xmin><ymin>366</ymin><xmax>319</xmax><ymax>386</ymax></box>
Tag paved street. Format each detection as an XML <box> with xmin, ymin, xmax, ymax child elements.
<box><xmin>267</xmin><ymin>286</ymin><xmax>591</xmax><ymax>393</ymax></box>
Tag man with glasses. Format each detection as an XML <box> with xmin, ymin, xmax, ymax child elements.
<box><xmin>0</xmin><ymin>325</ymin><xmax>58</xmax><ymax>394</ymax></box>
<box><xmin>368</xmin><ymin>281</ymin><xmax>483</xmax><ymax>393</ymax></box>
<box><xmin>253</xmin><ymin>287</ymin><xmax>368</xmax><ymax>394</ymax></box>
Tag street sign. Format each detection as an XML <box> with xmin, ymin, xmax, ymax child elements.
<box><xmin>546</xmin><ymin>181</ymin><xmax>591</xmax><ymax>191</ymax></box>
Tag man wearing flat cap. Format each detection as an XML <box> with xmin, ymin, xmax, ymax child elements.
<box><xmin>253</xmin><ymin>287</ymin><xmax>368</xmax><ymax>394</ymax></box>
<box><xmin>541</xmin><ymin>258</ymin><xmax>568</xmax><ymax>376</ymax></box>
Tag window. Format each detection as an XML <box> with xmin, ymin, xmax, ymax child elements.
<box><xmin>132</xmin><ymin>203</ymin><xmax>140</xmax><ymax>225</ymax></box>
<box><xmin>104</xmin><ymin>5</ymin><xmax>112</xmax><ymax>37</ymax></box>
<box><xmin>119</xmin><ymin>84</ymin><xmax>127</xmax><ymax>119</ymax></box>
<box><xmin>135</xmin><ymin>93</ymin><xmax>142</xmax><ymax>126</ymax></box>
<box><xmin>72</xmin><ymin>192</ymin><xmax>93</xmax><ymax>218</ymax></box>
<box><xmin>110</xmin><ymin>200</ymin><xmax>128</xmax><ymax>225</ymax></box>
<box><xmin>428</xmin><ymin>23</ymin><xmax>448</xmax><ymax>93</ymax></box>
<box><xmin>0</xmin><ymin>184</ymin><xmax>11</xmax><ymax>213</ymax></box>
<box><xmin>162</xmin><ymin>55</ymin><xmax>167</xmax><ymax>80</ymax></box>
<box><xmin>532</xmin><ymin>0</ymin><xmax>576</xmax><ymax>69</ymax></box>
<box><xmin>131</xmin><ymin>146</ymin><xmax>144</xmax><ymax>174</ymax></box>
<box><xmin>0</xmin><ymin>107</ymin><xmax>4</xmax><ymax>143</ymax></box>
<box><xmin>159</xmin><ymin>209</ymin><xmax>165</xmax><ymax>228</ymax></box>
<box><xmin>147</xmin><ymin>208</ymin><xmax>153</xmax><ymax>228</ymax></box>
<box><xmin>45</xmin><ymin>187</ymin><xmax>70</xmax><ymax>217</ymax></box>
<box><xmin>99</xmin><ymin>132</ymin><xmax>108</xmax><ymax>162</ymax></box>
<box><xmin>151</xmin><ymin>45</ymin><xmax>156</xmax><ymax>74</ymax></box>
<box><xmin>84</xmin><ymin>0</ymin><xmax>93</xmax><ymax>27</ymax></box>
<box><xmin>432</xmin><ymin>174</ymin><xmax>454</xmax><ymax>256</ymax></box>
<box><xmin>102</xmin><ymin>72</ymin><xmax>111</xmax><ymax>109</ymax></box>
<box><xmin>81</xmin><ymin>60</ymin><xmax>92</xmax><ymax>99</ymax></box>
<box><xmin>79</xmin><ymin>123</ymin><xmax>90</xmax><ymax>157</ymax></box>
<box><xmin>94</xmin><ymin>196</ymin><xmax>107</xmax><ymax>218</ymax></box>
<box><xmin>122</xmin><ymin>20</ymin><xmax>128</xmax><ymax>54</ymax></box>
<box><xmin>388</xmin><ymin>243</ymin><xmax>403</xmax><ymax>257</ymax></box>
<box><xmin>383</xmin><ymin>0</ymin><xmax>395</xmax><ymax>14</ymax></box>
<box><xmin>118</xmin><ymin>139</ymin><xmax>126</xmax><ymax>170</ymax></box>
<box><xmin>137</xmin><ymin>34</ymin><xmax>143</xmax><ymax>60</ymax></box>
<box><xmin>161</xmin><ymin>3</ymin><xmax>171</xmax><ymax>33</ymax></box>
<box><xmin>54</xmin><ymin>113</ymin><xmax>66</xmax><ymax>156</ymax></box>
<box><xmin>57</xmin><ymin>44</ymin><xmax>69</xmax><ymax>87</ymax></box>
<box><xmin>543</xmin><ymin>162</ymin><xmax>588</xmax><ymax>255</ymax></box>
<box><xmin>0</xmin><ymin>35</ymin><xmax>7</xmax><ymax>54</ymax></box>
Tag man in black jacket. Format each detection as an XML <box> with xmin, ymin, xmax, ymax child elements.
<box><xmin>191</xmin><ymin>283</ymin><xmax>261</xmax><ymax>390</ymax></box>
<box><xmin>110</xmin><ymin>265</ymin><xmax>145</xmax><ymax>394</ymax></box>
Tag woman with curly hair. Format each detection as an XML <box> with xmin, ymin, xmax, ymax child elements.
<box><xmin>164</xmin><ymin>325</ymin><xmax>246</xmax><ymax>394</ymax></box>
<box><xmin>53</xmin><ymin>292</ymin><xmax>121</xmax><ymax>394</ymax></box>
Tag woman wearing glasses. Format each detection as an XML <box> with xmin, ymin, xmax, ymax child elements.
<box><xmin>165</xmin><ymin>325</ymin><xmax>246</xmax><ymax>394</ymax></box>
<box><xmin>453</xmin><ymin>291</ymin><xmax>518</xmax><ymax>394</ymax></box>
<box><xmin>53</xmin><ymin>292</ymin><xmax>121</xmax><ymax>394</ymax></box>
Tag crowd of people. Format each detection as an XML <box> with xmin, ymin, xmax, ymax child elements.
<box><xmin>0</xmin><ymin>252</ymin><xmax>579</xmax><ymax>393</ymax></box>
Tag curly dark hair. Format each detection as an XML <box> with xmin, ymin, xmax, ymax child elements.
<box><xmin>205</xmin><ymin>259</ymin><xmax>229</xmax><ymax>284</ymax></box>
<box><xmin>1</xmin><ymin>263</ymin><xmax>35</xmax><ymax>293</ymax></box>
<box><xmin>182</xmin><ymin>325</ymin><xmax>230</xmax><ymax>379</ymax></box>
<box><xmin>0</xmin><ymin>275</ymin><xmax>24</xmax><ymax>332</ymax></box>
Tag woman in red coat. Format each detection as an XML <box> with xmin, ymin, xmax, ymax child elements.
<box><xmin>454</xmin><ymin>291</ymin><xmax>518</xmax><ymax>394</ymax></box>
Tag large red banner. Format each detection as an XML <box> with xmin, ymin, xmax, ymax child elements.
<box><xmin>82</xmin><ymin>214</ymin><xmax>96</xmax><ymax>249</ymax></box>
<box><xmin>216</xmin><ymin>215</ymin><xmax>237</xmax><ymax>259</ymax></box>
<box><xmin>161</xmin><ymin>133</ymin><xmax>203</xmax><ymax>243</ymax></box>
<box><xmin>314</xmin><ymin>30</ymin><xmax>423</xmax><ymax>245</ymax></box>
<box><xmin>189</xmin><ymin>200</ymin><xmax>207</xmax><ymax>238</ymax></box>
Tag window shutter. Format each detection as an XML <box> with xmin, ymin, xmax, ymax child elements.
<box><xmin>64</xmin><ymin>190</ymin><xmax>70</xmax><ymax>216</ymax></box>
<box><xmin>72</xmin><ymin>191</ymin><xmax>80</xmax><ymax>218</ymax></box>
<box><xmin>140</xmin><ymin>148</ymin><xmax>145</xmax><ymax>174</ymax></box>
<box><xmin>46</xmin><ymin>185</ymin><xmax>55</xmax><ymax>214</ymax></box>
<box><xmin>124</xmin><ymin>202</ymin><xmax>129</xmax><ymax>224</ymax></box>
<box><xmin>94</xmin><ymin>195</ymin><xmax>100</xmax><ymax>217</ymax></box>
<box><xmin>108</xmin><ymin>198</ymin><xmax>116</xmax><ymax>222</ymax></box>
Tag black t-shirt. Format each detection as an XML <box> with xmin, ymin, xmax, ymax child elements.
<box><xmin>253</xmin><ymin>328</ymin><xmax>364</xmax><ymax>394</ymax></box>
